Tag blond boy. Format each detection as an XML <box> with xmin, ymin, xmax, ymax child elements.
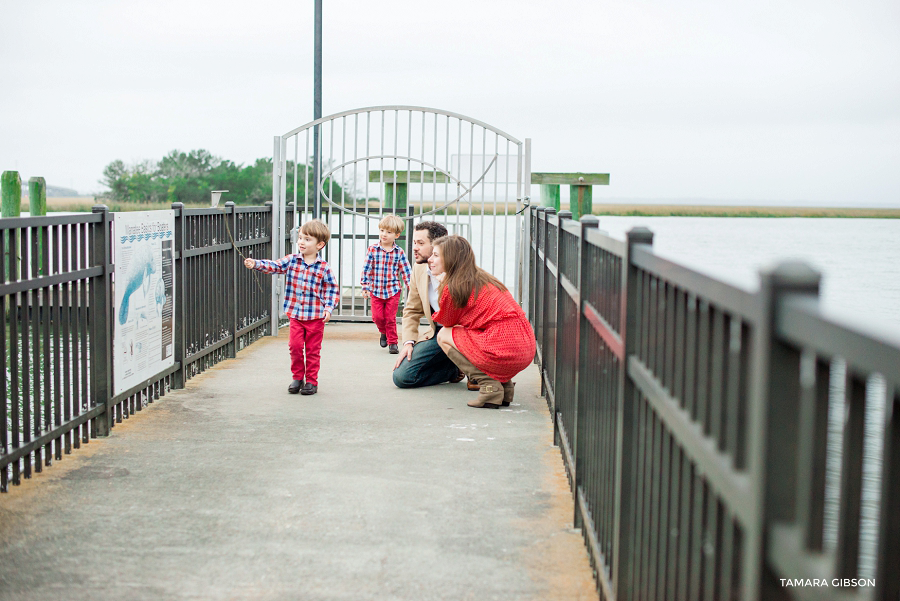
<box><xmin>360</xmin><ymin>215</ymin><xmax>412</xmax><ymax>353</ymax></box>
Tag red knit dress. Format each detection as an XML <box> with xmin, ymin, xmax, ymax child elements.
<box><xmin>433</xmin><ymin>284</ymin><xmax>536</xmax><ymax>383</ymax></box>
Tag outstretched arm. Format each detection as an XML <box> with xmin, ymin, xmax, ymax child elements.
<box><xmin>252</xmin><ymin>255</ymin><xmax>292</xmax><ymax>275</ymax></box>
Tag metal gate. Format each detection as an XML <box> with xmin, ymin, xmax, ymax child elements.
<box><xmin>270</xmin><ymin>106</ymin><xmax>530</xmax><ymax>323</ymax></box>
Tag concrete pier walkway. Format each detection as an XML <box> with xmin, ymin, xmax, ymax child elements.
<box><xmin>0</xmin><ymin>323</ymin><xmax>595</xmax><ymax>601</ymax></box>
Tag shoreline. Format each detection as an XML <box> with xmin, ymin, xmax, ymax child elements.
<box><xmin>11</xmin><ymin>198</ymin><xmax>900</xmax><ymax>219</ymax></box>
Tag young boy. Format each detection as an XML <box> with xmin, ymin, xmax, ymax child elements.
<box><xmin>360</xmin><ymin>214</ymin><xmax>412</xmax><ymax>354</ymax></box>
<box><xmin>243</xmin><ymin>219</ymin><xmax>338</xmax><ymax>395</ymax></box>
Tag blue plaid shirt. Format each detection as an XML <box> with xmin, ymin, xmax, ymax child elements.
<box><xmin>360</xmin><ymin>244</ymin><xmax>412</xmax><ymax>299</ymax></box>
<box><xmin>254</xmin><ymin>254</ymin><xmax>339</xmax><ymax>320</ymax></box>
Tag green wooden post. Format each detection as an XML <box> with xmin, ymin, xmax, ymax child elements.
<box><xmin>28</xmin><ymin>177</ymin><xmax>47</xmax><ymax>274</ymax></box>
<box><xmin>540</xmin><ymin>184</ymin><xmax>561</xmax><ymax>211</ymax></box>
<box><xmin>384</xmin><ymin>182</ymin><xmax>407</xmax><ymax>211</ymax></box>
<box><xmin>2</xmin><ymin>171</ymin><xmax>22</xmax><ymax>282</ymax></box>
<box><xmin>1</xmin><ymin>170</ymin><xmax>21</xmax><ymax>217</ymax></box>
<box><xmin>571</xmin><ymin>182</ymin><xmax>593</xmax><ymax>221</ymax></box>
<box><xmin>27</xmin><ymin>177</ymin><xmax>47</xmax><ymax>216</ymax></box>
<box><xmin>370</xmin><ymin>171</ymin><xmax>450</xmax><ymax>214</ymax></box>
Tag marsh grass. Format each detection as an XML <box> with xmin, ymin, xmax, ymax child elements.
<box><xmin>590</xmin><ymin>204</ymin><xmax>900</xmax><ymax>218</ymax></box>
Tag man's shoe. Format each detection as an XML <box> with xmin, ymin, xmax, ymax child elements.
<box><xmin>449</xmin><ymin>369</ymin><xmax>465</xmax><ymax>384</ymax></box>
<box><xmin>467</xmin><ymin>377</ymin><xmax>480</xmax><ymax>391</ymax></box>
<box><xmin>380</xmin><ymin>333</ymin><xmax>388</xmax><ymax>348</ymax></box>
<box><xmin>388</xmin><ymin>343</ymin><xmax>399</xmax><ymax>354</ymax></box>
<box><xmin>300</xmin><ymin>382</ymin><xmax>317</xmax><ymax>395</ymax></box>
<box><xmin>288</xmin><ymin>380</ymin><xmax>303</xmax><ymax>394</ymax></box>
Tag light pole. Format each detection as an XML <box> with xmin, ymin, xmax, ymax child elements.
<box><xmin>312</xmin><ymin>0</ymin><xmax>322</xmax><ymax>219</ymax></box>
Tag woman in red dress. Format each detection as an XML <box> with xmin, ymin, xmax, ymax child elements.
<box><xmin>430</xmin><ymin>236</ymin><xmax>536</xmax><ymax>409</ymax></box>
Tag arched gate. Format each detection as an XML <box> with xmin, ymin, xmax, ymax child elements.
<box><xmin>270</xmin><ymin>106</ymin><xmax>531</xmax><ymax>323</ymax></box>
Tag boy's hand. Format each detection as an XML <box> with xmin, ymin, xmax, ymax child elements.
<box><xmin>324</xmin><ymin>311</ymin><xmax>331</xmax><ymax>324</ymax></box>
<box><xmin>243</xmin><ymin>258</ymin><xmax>256</xmax><ymax>269</ymax></box>
<box><xmin>362</xmin><ymin>290</ymin><xmax>371</xmax><ymax>299</ymax></box>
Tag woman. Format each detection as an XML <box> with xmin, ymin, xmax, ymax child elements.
<box><xmin>429</xmin><ymin>236</ymin><xmax>536</xmax><ymax>409</ymax></box>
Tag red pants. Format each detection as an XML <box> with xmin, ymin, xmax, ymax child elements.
<box><xmin>289</xmin><ymin>318</ymin><xmax>325</xmax><ymax>385</ymax></box>
<box><xmin>371</xmin><ymin>292</ymin><xmax>401</xmax><ymax>344</ymax></box>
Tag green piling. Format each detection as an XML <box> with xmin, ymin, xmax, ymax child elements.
<box><xmin>570</xmin><ymin>184</ymin><xmax>592</xmax><ymax>221</ymax></box>
<box><xmin>2</xmin><ymin>170</ymin><xmax>22</xmax><ymax>217</ymax></box>
<box><xmin>28</xmin><ymin>177</ymin><xmax>47</xmax><ymax>216</ymax></box>
<box><xmin>540</xmin><ymin>184</ymin><xmax>560</xmax><ymax>211</ymax></box>
<box><xmin>1</xmin><ymin>171</ymin><xmax>22</xmax><ymax>281</ymax></box>
<box><xmin>385</xmin><ymin>182</ymin><xmax>407</xmax><ymax>211</ymax></box>
<box><xmin>29</xmin><ymin>177</ymin><xmax>47</xmax><ymax>273</ymax></box>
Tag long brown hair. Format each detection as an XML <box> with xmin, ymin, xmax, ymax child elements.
<box><xmin>433</xmin><ymin>235</ymin><xmax>507</xmax><ymax>309</ymax></box>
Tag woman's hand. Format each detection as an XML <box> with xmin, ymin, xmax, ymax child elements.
<box><xmin>243</xmin><ymin>258</ymin><xmax>256</xmax><ymax>269</ymax></box>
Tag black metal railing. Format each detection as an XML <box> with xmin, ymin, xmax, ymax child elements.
<box><xmin>1</xmin><ymin>203</ymin><xmax>274</xmax><ymax>492</ymax></box>
<box><xmin>526</xmin><ymin>205</ymin><xmax>900</xmax><ymax>601</ymax></box>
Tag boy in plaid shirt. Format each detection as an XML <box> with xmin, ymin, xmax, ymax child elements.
<box><xmin>243</xmin><ymin>219</ymin><xmax>339</xmax><ymax>395</ymax></box>
<box><xmin>361</xmin><ymin>214</ymin><xmax>412</xmax><ymax>354</ymax></box>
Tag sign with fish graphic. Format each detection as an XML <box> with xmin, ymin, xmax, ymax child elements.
<box><xmin>112</xmin><ymin>210</ymin><xmax>175</xmax><ymax>396</ymax></box>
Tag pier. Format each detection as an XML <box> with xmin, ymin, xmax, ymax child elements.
<box><xmin>2</xmin><ymin>106</ymin><xmax>899</xmax><ymax>600</ymax></box>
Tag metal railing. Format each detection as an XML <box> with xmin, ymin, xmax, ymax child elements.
<box><xmin>526</xmin><ymin>206</ymin><xmax>900</xmax><ymax>600</ymax></box>
<box><xmin>1</xmin><ymin>203</ymin><xmax>273</xmax><ymax>492</ymax></box>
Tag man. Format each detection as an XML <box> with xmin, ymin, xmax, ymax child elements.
<box><xmin>392</xmin><ymin>221</ymin><xmax>476</xmax><ymax>389</ymax></box>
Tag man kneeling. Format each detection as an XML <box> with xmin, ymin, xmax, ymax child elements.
<box><xmin>392</xmin><ymin>221</ymin><xmax>475</xmax><ymax>390</ymax></box>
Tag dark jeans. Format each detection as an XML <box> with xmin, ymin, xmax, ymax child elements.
<box><xmin>392</xmin><ymin>334</ymin><xmax>460</xmax><ymax>388</ymax></box>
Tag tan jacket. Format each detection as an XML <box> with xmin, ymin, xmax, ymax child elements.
<box><xmin>402</xmin><ymin>262</ymin><xmax>437</xmax><ymax>343</ymax></box>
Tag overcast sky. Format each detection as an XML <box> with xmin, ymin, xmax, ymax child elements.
<box><xmin>2</xmin><ymin>0</ymin><xmax>898</xmax><ymax>206</ymax></box>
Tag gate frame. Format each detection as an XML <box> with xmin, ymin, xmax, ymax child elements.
<box><xmin>270</xmin><ymin>105</ymin><xmax>531</xmax><ymax>328</ymax></box>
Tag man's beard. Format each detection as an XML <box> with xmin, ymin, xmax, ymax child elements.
<box><xmin>415</xmin><ymin>254</ymin><xmax>429</xmax><ymax>264</ymax></box>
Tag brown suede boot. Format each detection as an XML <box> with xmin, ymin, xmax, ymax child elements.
<box><xmin>469</xmin><ymin>377</ymin><xmax>504</xmax><ymax>409</ymax></box>
<box><xmin>501</xmin><ymin>381</ymin><xmax>514</xmax><ymax>406</ymax></box>
<box><xmin>444</xmin><ymin>347</ymin><xmax>503</xmax><ymax>409</ymax></box>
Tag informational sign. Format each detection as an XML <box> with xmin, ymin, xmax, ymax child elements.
<box><xmin>112</xmin><ymin>210</ymin><xmax>175</xmax><ymax>396</ymax></box>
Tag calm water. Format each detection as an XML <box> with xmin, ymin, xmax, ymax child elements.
<box><xmin>593</xmin><ymin>216</ymin><xmax>900</xmax><ymax>337</ymax></box>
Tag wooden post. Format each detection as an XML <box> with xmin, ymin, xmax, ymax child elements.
<box><xmin>1</xmin><ymin>171</ymin><xmax>22</xmax><ymax>282</ymax></box>
<box><xmin>28</xmin><ymin>178</ymin><xmax>47</xmax><ymax>274</ymax></box>
<box><xmin>1</xmin><ymin>170</ymin><xmax>21</xmax><ymax>217</ymax></box>
<box><xmin>27</xmin><ymin>177</ymin><xmax>47</xmax><ymax>216</ymax></box>
<box><xmin>540</xmin><ymin>184</ymin><xmax>560</xmax><ymax>211</ymax></box>
<box><xmin>571</xmin><ymin>179</ymin><xmax>593</xmax><ymax>221</ymax></box>
<box><xmin>384</xmin><ymin>182</ymin><xmax>407</xmax><ymax>211</ymax></box>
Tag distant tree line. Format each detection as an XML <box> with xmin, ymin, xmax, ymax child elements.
<box><xmin>99</xmin><ymin>149</ymin><xmax>357</xmax><ymax>206</ymax></box>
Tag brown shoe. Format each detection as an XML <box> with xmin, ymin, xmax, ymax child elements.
<box><xmin>501</xmin><ymin>381</ymin><xmax>515</xmax><ymax>406</ymax></box>
<box><xmin>466</xmin><ymin>377</ymin><xmax>480</xmax><ymax>391</ymax></box>
<box><xmin>449</xmin><ymin>370</ymin><xmax>465</xmax><ymax>384</ymax></box>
